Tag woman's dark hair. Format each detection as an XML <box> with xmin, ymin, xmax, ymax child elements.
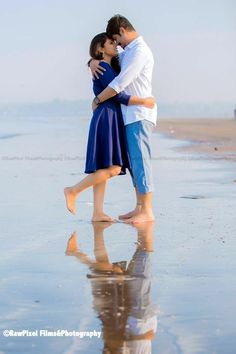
<box><xmin>106</xmin><ymin>14</ymin><xmax>135</xmax><ymax>37</ymax></box>
<box><xmin>88</xmin><ymin>32</ymin><xmax>120</xmax><ymax>73</ymax></box>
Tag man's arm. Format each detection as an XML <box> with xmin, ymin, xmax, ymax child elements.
<box><xmin>109</xmin><ymin>49</ymin><xmax>147</xmax><ymax>93</ymax></box>
<box><xmin>94</xmin><ymin>49</ymin><xmax>147</xmax><ymax>105</ymax></box>
<box><xmin>96</xmin><ymin>86</ymin><xmax>117</xmax><ymax>102</ymax></box>
<box><xmin>91</xmin><ymin>61</ymin><xmax>127</xmax><ymax>110</ymax></box>
<box><xmin>92</xmin><ymin>86</ymin><xmax>118</xmax><ymax>111</ymax></box>
<box><xmin>88</xmin><ymin>59</ymin><xmax>106</xmax><ymax>79</ymax></box>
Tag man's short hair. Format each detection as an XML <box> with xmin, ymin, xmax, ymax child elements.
<box><xmin>106</xmin><ymin>14</ymin><xmax>136</xmax><ymax>37</ymax></box>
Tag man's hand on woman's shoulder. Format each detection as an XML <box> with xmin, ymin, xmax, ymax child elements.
<box><xmin>88</xmin><ymin>59</ymin><xmax>106</xmax><ymax>79</ymax></box>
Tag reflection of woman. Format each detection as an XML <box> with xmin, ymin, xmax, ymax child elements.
<box><xmin>65</xmin><ymin>223</ymin><xmax>129</xmax><ymax>352</ymax></box>
<box><xmin>65</xmin><ymin>222</ymin><xmax>157</xmax><ymax>353</ymax></box>
<box><xmin>64</xmin><ymin>33</ymin><xmax>155</xmax><ymax>221</ymax></box>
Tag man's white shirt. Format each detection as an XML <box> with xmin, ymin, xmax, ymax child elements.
<box><xmin>108</xmin><ymin>36</ymin><xmax>157</xmax><ymax>126</ymax></box>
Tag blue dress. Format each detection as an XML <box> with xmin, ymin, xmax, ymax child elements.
<box><xmin>85</xmin><ymin>61</ymin><xmax>131</xmax><ymax>175</ymax></box>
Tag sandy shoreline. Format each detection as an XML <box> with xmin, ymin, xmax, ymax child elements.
<box><xmin>156</xmin><ymin>118</ymin><xmax>236</xmax><ymax>162</ymax></box>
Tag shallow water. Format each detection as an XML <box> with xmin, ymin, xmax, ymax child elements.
<box><xmin>0</xmin><ymin>116</ymin><xmax>236</xmax><ymax>353</ymax></box>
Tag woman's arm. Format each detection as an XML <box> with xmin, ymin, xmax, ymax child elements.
<box><xmin>112</xmin><ymin>93</ymin><xmax>156</xmax><ymax>108</ymax></box>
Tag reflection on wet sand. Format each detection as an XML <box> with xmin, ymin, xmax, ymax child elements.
<box><xmin>65</xmin><ymin>222</ymin><xmax>158</xmax><ymax>353</ymax></box>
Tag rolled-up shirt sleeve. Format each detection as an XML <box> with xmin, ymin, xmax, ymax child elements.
<box><xmin>109</xmin><ymin>48</ymin><xmax>147</xmax><ymax>93</ymax></box>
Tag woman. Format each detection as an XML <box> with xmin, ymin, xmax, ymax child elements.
<box><xmin>64</xmin><ymin>33</ymin><xmax>155</xmax><ymax>221</ymax></box>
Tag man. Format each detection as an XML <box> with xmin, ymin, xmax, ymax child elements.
<box><xmin>90</xmin><ymin>14</ymin><xmax>157</xmax><ymax>223</ymax></box>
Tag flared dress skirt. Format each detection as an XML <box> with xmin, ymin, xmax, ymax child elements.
<box><xmin>85</xmin><ymin>101</ymin><xmax>131</xmax><ymax>175</ymax></box>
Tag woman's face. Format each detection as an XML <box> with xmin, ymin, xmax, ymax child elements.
<box><xmin>102</xmin><ymin>38</ymin><xmax>118</xmax><ymax>57</ymax></box>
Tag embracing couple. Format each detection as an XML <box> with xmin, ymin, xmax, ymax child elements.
<box><xmin>64</xmin><ymin>14</ymin><xmax>157</xmax><ymax>224</ymax></box>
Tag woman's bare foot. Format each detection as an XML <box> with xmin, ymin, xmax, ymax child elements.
<box><xmin>118</xmin><ymin>205</ymin><xmax>142</xmax><ymax>220</ymax></box>
<box><xmin>64</xmin><ymin>187</ymin><xmax>77</xmax><ymax>214</ymax></box>
<box><xmin>92</xmin><ymin>213</ymin><xmax>116</xmax><ymax>222</ymax></box>
<box><xmin>124</xmin><ymin>212</ymin><xmax>155</xmax><ymax>224</ymax></box>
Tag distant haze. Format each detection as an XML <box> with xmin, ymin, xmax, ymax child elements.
<box><xmin>0</xmin><ymin>0</ymin><xmax>236</xmax><ymax>108</ymax></box>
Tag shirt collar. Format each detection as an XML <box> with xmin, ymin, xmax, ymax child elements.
<box><xmin>124</xmin><ymin>36</ymin><xmax>143</xmax><ymax>50</ymax></box>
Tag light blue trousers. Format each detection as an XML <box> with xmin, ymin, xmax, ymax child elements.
<box><xmin>125</xmin><ymin>120</ymin><xmax>154</xmax><ymax>194</ymax></box>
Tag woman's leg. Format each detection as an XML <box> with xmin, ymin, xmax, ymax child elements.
<box><xmin>92</xmin><ymin>182</ymin><xmax>115</xmax><ymax>222</ymax></box>
<box><xmin>65</xmin><ymin>224</ymin><xmax>114</xmax><ymax>272</ymax></box>
<box><xmin>64</xmin><ymin>165</ymin><xmax>121</xmax><ymax>214</ymax></box>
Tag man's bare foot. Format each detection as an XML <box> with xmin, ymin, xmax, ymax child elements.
<box><xmin>65</xmin><ymin>231</ymin><xmax>79</xmax><ymax>255</ymax></box>
<box><xmin>92</xmin><ymin>213</ymin><xmax>116</xmax><ymax>222</ymax></box>
<box><xmin>64</xmin><ymin>187</ymin><xmax>77</xmax><ymax>214</ymax></box>
<box><xmin>124</xmin><ymin>212</ymin><xmax>155</xmax><ymax>224</ymax></box>
<box><xmin>119</xmin><ymin>205</ymin><xmax>141</xmax><ymax>220</ymax></box>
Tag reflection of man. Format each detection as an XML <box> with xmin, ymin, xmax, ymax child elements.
<box><xmin>65</xmin><ymin>221</ymin><xmax>158</xmax><ymax>353</ymax></box>
<box><xmin>125</xmin><ymin>222</ymin><xmax>157</xmax><ymax>353</ymax></box>
<box><xmin>90</xmin><ymin>14</ymin><xmax>157</xmax><ymax>224</ymax></box>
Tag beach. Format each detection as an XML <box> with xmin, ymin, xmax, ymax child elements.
<box><xmin>0</xmin><ymin>115</ymin><xmax>236</xmax><ymax>354</ymax></box>
<box><xmin>157</xmin><ymin>118</ymin><xmax>236</xmax><ymax>163</ymax></box>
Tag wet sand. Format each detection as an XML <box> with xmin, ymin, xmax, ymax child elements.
<box><xmin>156</xmin><ymin>118</ymin><xmax>236</xmax><ymax>162</ymax></box>
<box><xmin>0</xmin><ymin>115</ymin><xmax>236</xmax><ymax>353</ymax></box>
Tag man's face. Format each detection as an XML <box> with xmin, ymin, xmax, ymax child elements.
<box><xmin>112</xmin><ymin>31</ymin><xmax>127</xmax><ymax>49</ymax></box>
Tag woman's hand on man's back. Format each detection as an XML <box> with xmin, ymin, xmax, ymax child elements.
<box><xmin>143</xmin><ymin>97</ymin><xmax>156</xmax><ymax>109</ymax></box>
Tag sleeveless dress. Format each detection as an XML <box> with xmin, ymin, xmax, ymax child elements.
<box><xmin>85</xmin><ymin>61</ymin><xmax>131</xmax><ymax>175</ymax></box>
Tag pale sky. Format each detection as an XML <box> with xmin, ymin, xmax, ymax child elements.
<box><xmin>0</xmin><ymin>0</ymin><xmax>235</xmax><ymax>103</ymax></box>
